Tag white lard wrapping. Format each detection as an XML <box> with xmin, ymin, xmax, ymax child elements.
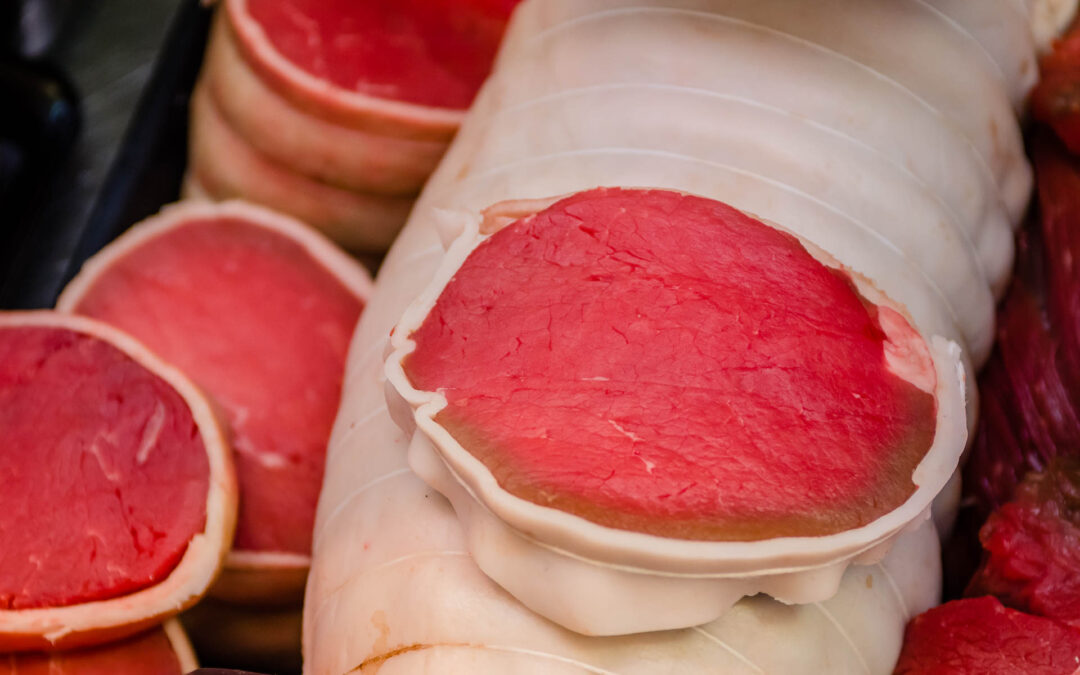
<box><xmin>304</xmin><ymin>0</ymin><xmax>1075</xmax><ymax>672</ymax></box>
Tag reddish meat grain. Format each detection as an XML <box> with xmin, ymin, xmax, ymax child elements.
<box><xmin>1033</xmin><ymin>136</ymin><xmax>1080</xmax><ymax>390</ymax></box>
<box><xmin>405</xmin><ymin>188</ymin><xmax>937</xmax><ymax>541</ymax></box>
<box><xmin>964</xmin><ymin>275</ymin><xmax>1080</xmax><ymax>514</ymax></box>
<box><xmin>244</xmin><ymin>0</ymin><xmax>515</xmax><ymax>109</ymax></box>
<box><xmin>963</xmin><ymin>136</ymin><xmax>1080</xmax><ymax>519</ymax></box>
<box><xmin>894</xmin><ymin>597</ymin><xmax>1080</xmax><ymax>674</ymax></box>
<box><xmin>0</xmin><ymin>326</ymin><xmax>210</xmax><ymax>610</ymax></box>
<box><xmin>63</xmin><ymin>214</ymin><xmax>364</xmax><ymax>557</ymax></box>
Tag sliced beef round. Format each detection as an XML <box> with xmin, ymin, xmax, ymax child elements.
<box><xmin>0</xmin><ymin>313</ymin><xmax>234</xmax><ymax>651</ymax></box>
<box><xmin>387</xmin><ymin>187</ymin><xmax>966</xmax><ymax>634</ymax></box>
<box><xmin>58</xmin><ymin>201</ymin><xmax>370</xmax><ymax>604</ymax></box>
<box><xmin>893</xmin><ymin>597</ymin><xmax>1080</xmax><ymax>675</ymax></box>
<box><xmin>966</xmin><ymin>458</ymin><xmax>1080</xmax><ymax>627</ymax></box>
<box><xmin>199</xmin><ymin>11</ymin><xmax>446</xmax><ymax>196</ymax></box>
<box><xmin>186</xmin><ymin>79</ymin><xmax>414</xmax><ymax>253</ymax></box>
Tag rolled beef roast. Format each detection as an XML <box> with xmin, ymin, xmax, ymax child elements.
<box><xmin>187</xmin><ymin>0</ymin><xmax>520</xmax><ymax>252</ymax></box>
<box><xmin>304</xmin><ymin>1</ymin><xmax>1071</xmax><ymax>673</ymax></box>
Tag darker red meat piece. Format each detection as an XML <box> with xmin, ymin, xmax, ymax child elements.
<box><xmin>964</xmin><ymin>272</ymin><xmax>1080</xmax><ymax>515</ymax></box>
<box><xmin>967</xmin><ymin>459</ymin><xmax>1080</xmax><ymax>628</ymax></box>
<box><xmin>1033</xmin><ymin>136</ymin><xmax>1080</xmax><ymax>391</ymax></box>
<box><xmin>964</xmin><ymin>135</ymin><xmax>1080</xmax><ymax>518</ymax></box>
<box><xmin>894</xmin><ymin>597</ymin><xmax>1080</xmax><ymax>675</ymax></box>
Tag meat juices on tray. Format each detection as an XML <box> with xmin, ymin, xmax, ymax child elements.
<box><xmin>401</xmin><ymin>189</ymin><xmax>938</xmax><ymax>542</ymax></box>
<box><xmin>187</xmin><ymin>0</ymin><xmax>520</xmax><ymax>251</ymax></box>
<box><xmin>305</xmin><ymin>0</ymin><xmax>1069</xmax><ymax>673</ymax></box>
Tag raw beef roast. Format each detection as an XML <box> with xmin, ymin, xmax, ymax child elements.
<box><xmin>401</xmin><ymin>188</ymin><xmax>940</xmax><ymax>542</ymax></box>
<box><xmin>187</xmin><ymin>0</ymin><xmax>520</xmax><ymax>251</ymax></box>
<box><xmin>386</xmin><ymin>187</ymin><xmax>965</xmax><ymax>633</ymax></box>
<box><xmin>0</xmin><ymin>313</ymin><xmax>234</xmax><ymax>651</ymax></box>
<box><xmin>225</xmin><ymin>0</ymin><xmax>515</xmax><ymax>128</ymax></box>
<box><xmin>58</xmin><ymin>201</ymin><xmax>370</xmax><ymax>604</ymax></box>
<box><xmin>198</xmin><ymin>13</ymin><xmax>447</xmax><ymax>196</ymax></box>
<box><xmin>304</xmin><ymin>0</ymin><xmax>1058</xmax><ymax>672</ymax></box>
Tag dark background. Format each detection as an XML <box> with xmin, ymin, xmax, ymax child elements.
<box><xmin>1</xmin><ymin>0</ymin><xmax>186</xmax><ymax>308</ymax></box>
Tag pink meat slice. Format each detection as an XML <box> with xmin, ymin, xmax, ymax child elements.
<box><xmin>893</xmin><ymin>597</ymin><xmax>1080</xmax><ymax>675</ymax></box>
<box><xmin>245</xmin><ymin>0</ymin><xmax>517</xmax><ymax>109</ymax></box>
<box><xmin>67</xmin><ymin>217</ymin><xmax>363</xmax><ymax>556</ymax></box>
<box><xmin>0</xmin><ymin>627</ymin><xmax>183</xmax><ymax>675</ymax></box>
<box><xmin>0</xmin><ymin>326</ymin><xmax>209</xmax><ymax>609</ymax></box>
<box><xmin>405</xmin><ymin>188</ymin><xmax>937</xmax><ymax>542</ymax></box>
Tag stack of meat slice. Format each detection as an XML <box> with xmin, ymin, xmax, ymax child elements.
<box><xmin>305</xmin><ymin>1</ymin><xmax>1065</xmax><ymax>673</ymax></box>
<box><xmin>55</xmin><ymin>201</ymin><xmax>371</xmax><ymax>668</ymax></box>
<box><xmin>187</xmin><ymin>0</ymin><xmax>518</xmax><ymax>254</ymax></box>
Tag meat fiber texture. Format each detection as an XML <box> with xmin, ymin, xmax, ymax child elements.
<box><xmin>967</xmin><ymin>459</ymin><xmax>1080</xmax><ymax>628</ymax></box>
<box><xmin>304</xmin><ymin>1</ymin><xmax>1056</xmax><ymax>672</ymax></box>
<box><xmin>58</xmin><ymin>201</ymin><xmax>372</xmax><ymax>606</ymax></box>
<box><xmin>895</xmin><ymin>462</ymin><xmax>1080</xmax><ymax>674</ymax></box>
<box><xmin>964</xmin><ymin>135</ymin><xmax>1080</xmax><ymax>522</ymax></box>
<box><xmin>185</xmin><ymin>0</ymin><xmax>517</xmax><ymax>253</ymax></box>
<box><xmin>893</xmin><ymin>596</ymin><xmax>1080</xmax><ymax>675</ymax></box>
<box><xmin>385</xmin><ymin>188</ymin><xmax>968</xmax><ymax>635</ymax></box>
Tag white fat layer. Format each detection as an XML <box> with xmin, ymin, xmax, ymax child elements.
<box><xmin>136</xmin><ymin>402</ymin><xmax>168</xmax><ymax>466</ymax></box>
